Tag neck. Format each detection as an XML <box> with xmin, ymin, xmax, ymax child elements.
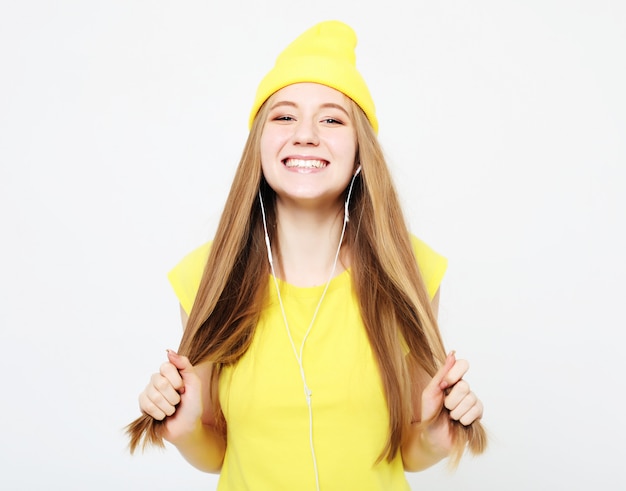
<box><xmin>273</xmin><ymin>198</ymin><xmax>348</xmax><ymax>287</ymax></box>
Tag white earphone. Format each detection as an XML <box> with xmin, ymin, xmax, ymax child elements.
<box><xmin>257</xmin><ymin>166</ymin><xmax>361</xmax><ymax>491</ymax></box>
<box><xmin>344</xmin><ymin>165</ymin><xmax>361</xmax><ymax>223</ymax></box>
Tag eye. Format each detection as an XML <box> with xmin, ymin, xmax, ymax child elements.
<box><xmin>321</xmin><ymin>117</ymin><xmax>344</xmax><ymax>125</ymax></box>
<box><xmin>269</xmin><ymin>112</ymin><xmax>296</xmax><ymax>123</ymax></box>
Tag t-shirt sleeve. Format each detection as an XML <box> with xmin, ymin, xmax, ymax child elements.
<box><xmin>166</xmin><ymin>242</ymin><xmax>212</xmax><ymax>315</ymax></box>
<box><xmin>410</xmin><ymin>234</ymin><xmax>447</xmax><ymax>299</ymax></box>
<box><xmin>167</xmin><ymin>236</ymin><xmax>445</xmax><ymax>314</ymax></box>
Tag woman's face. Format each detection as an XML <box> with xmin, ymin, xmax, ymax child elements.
<box><xmin>260</xmin><ymin>83</ymin><xmax>358</xmax><ymax>209</ymax></box>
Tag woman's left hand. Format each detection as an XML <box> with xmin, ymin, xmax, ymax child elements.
<box><xmin>420</xmin><ymin>351</ymin><xmax>484</xmax><ymax>450</ymax></box>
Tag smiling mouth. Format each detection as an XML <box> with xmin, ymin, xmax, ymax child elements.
<box><xmin>283</xmin><ymin>158</ymin><xmax>328</xmax><ymax>169</ymax></box>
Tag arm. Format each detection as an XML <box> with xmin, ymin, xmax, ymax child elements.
<box><xmin>401</xmin><ymin>356</ymin><xmax>453</xmax><ymax>471</ymax></box>
<box><xmin>138</xmin><ymin>305</ymin><xmax>226</xmax><ymax>473</ymax></box>
<box><xmin>168</xmin><ymin>305</ymin><xmax>226</xmax><ymax>472</ymax></box>
<box><xmin>164</xmin><ymin>353</ymin><xmax>226</xmax><ymax>473</ymax></box>
<box><xmin>401</xmin><ymin>289</ymin><xmax>483</xmax><ymax>472</ymax></box>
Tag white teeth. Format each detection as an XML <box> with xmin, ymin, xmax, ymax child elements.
<box><xmin>284</xmin><ymin>159</ymin><xmax>327</xmax><ymax>169</ymax></box>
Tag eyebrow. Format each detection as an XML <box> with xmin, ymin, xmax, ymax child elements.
<box><xmin>269</xmin><ymin>101</ymin><xmax>350</xmax><ymax>118</ymax></box>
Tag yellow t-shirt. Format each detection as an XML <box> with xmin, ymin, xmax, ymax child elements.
<box><xmin>168</xmin><ymin>236</ymin><xmax>447</xmax><ymax>491</ymax></box>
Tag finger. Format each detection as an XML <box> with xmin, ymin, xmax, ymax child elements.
<box><xmin>441</xmin><ymin>359</ymin><xmax>470</xmax><ymax>390</ymax></box>
<box><xmin>140</xmin><ymin>399</ymin><xmax>167</xmax><ymax>420</ymax></box>
<box><xmin>150</xmin><ymin>371</ymin><xmax>182</xmax><ymax>406</ymax></box>
<box><xmin>167</xmin><ymin>350</ymin><xmax>194</xmax><ymax>377</ymax></box>
<box><xmin>443</xmin><ymin>379</ymin><xmax>471</xmax><ymax>411</ymax></box>
<box><xmin>167</xmin><ymin>350</ymin><xmax>201</xmax><ymax>396</ymax></box>
<box><xmin>147</xmin><ymin>389</ymin><xmax>179</xmax><ymax>417</ymax></box>
<box><xmin>139</xmin><ymin>390</ymin><xmax>170</xmax><ymax>420</ymax></box>
<box><xmin>450</xmin><ymin>396</ymin><xmax>483</xmax><ymax>426</ymax></box>
<box><xmin>448</xmin><ymin>392</ymin><xmax>478</xmax><ymax>422</ymax></box>
<box><xmin>458</xmin><ymin>399</ymin><xmax>483</xmax><ymax>426</ymax></box>
<box><xmin>159</xmin><ymin>362</ymin><xmax>184</xmax><ymax>392</ymax></box>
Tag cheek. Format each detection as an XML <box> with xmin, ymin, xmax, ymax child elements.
<box><xmin>326</xmin><ymin>129</ymin><xmax>357</xmax><ymax>156</ymax></box>
<box><xmin>260</xmin><ymin>129</ymin><xmax>286</xmax><ymax>162</ymax></box>
<box><xmin>334</xmin><ymin>138</ymin><xmax>357</xmax><ymax>165</ymax></box>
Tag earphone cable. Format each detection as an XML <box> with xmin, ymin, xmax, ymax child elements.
<box><xmin>258</xmin><ymin>169</ymin><xmax>360</xmax><ymax>491</ymax></box>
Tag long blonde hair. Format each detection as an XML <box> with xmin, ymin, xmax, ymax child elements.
<box><xmin>126</xmin><ymin>96</ymin><xmax>486</xmax><ymax>466</ymax></box>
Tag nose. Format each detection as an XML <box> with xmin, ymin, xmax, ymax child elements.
<box><xmin>291</xmin><ymin>119</ymin><xmax>319</xmax><ymax>146</ymax></box>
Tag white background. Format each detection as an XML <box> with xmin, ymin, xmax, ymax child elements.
<box><xmin>1</xmin><ymin>1</ymin><xmax>624</xmax><ymax>490</ymax></box>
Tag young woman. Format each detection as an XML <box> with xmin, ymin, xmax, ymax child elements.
<box><xmin>127</xmin><ymin>20</ymin><xmax>486</xmax><ymax>490</ymax></box>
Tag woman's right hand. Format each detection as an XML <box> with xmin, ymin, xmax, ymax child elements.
<box><xmin>138</xmin><ymin>350</ymin><xmax>204</xmax><ymax>443</ymax></box>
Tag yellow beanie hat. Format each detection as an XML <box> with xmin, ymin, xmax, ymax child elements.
<box><xmin>249</xmin><ymin>20</ymin><xmax>378</xmax><ymax>133</ymax></box>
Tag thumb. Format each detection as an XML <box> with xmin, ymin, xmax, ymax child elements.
<box><xmin>420</xmin><ymin>351</ymin><xmax>456</xmax><ymax>423</ymax></box>
<box><xmin>166</xmin><ymin>349</ymin><xmax>191</xmax><ymax>370</ymax></box>
<box><xmin>162</xmin><ymin>350</ymin><xmax>203</xmax><ymax>432</ymax></box>
<box><xmin>166</xmin><ymin>349</ymin><xmax>196</xmax><ymax>386</ymax></box>
<box><xmin>425</xmin><ymin>351</ymin><xmax>456</xmax><ymax>398</ymax></box>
